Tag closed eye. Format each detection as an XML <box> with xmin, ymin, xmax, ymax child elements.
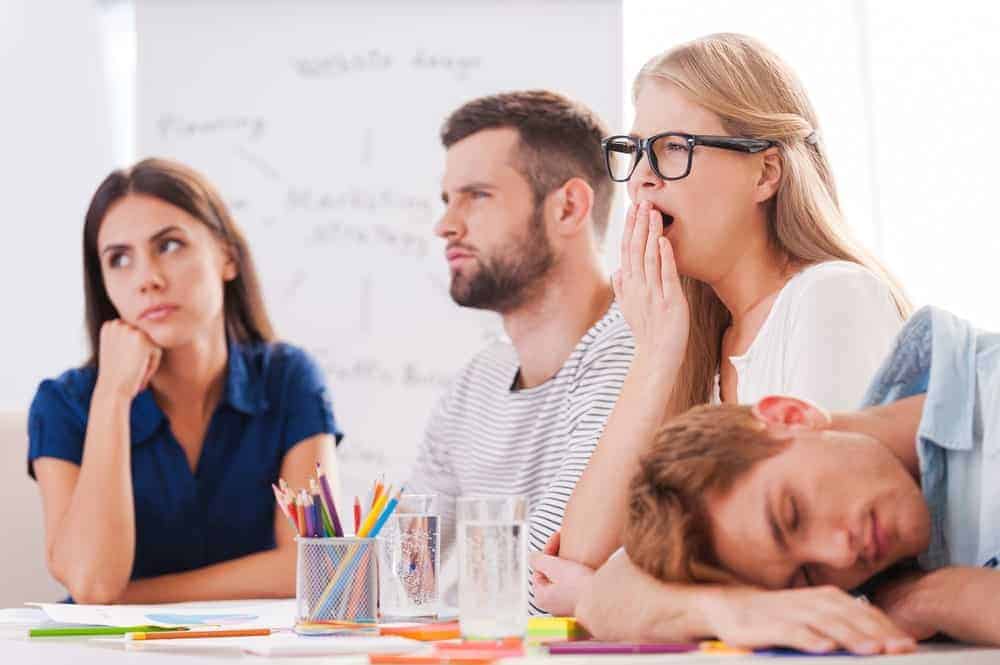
<box><xmin>798</xmin><ymin>565</ymin><xmax>815</xmax><ymax>587</ymax></box>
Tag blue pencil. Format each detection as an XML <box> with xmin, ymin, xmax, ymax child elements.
<box><xmin>368</xmin><ymin>487</ymin><xmax>404</xmax><ymax>538</ymax></box>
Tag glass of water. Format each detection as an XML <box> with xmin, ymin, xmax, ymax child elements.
<box><xmin>377</xmin><ymin>494</ymin><xmax>440</xmax><ymax>619</ymax></box>
<box><xmin>457</xmin><ymin>495</ymin><xmax>528</xmax><ymax>640</ymax></box>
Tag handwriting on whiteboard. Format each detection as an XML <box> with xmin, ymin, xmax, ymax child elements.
<box><xmin>291</xmin><ymin>49</ymin><xmax>481</xmax><ymax>81</ymax></box>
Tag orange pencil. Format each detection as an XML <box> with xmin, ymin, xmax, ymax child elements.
<box><xmin>354</xmin><ymin>496</ymin><xmax>362</xmax><ymax>534</ymax></box>
<box><xmin>370</xmin><ymin>476</ymin><xmax>385</xmax><ymax>510</ymax></box>
<box><xmin>295</xmin><ymin>496</ymin><xmax>307</xmax><ymax>537</ymax></box>
<box><xmin>127</xmin><ymin>628</ymin><xmax>271</xmax><ymax>641</ymax></box>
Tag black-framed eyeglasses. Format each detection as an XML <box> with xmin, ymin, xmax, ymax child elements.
<box><xmin>601</xmin><ymin>132</ymin><xmax>776</xmax><ymax>182</ymax></box>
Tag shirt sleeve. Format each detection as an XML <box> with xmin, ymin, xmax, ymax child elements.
<box><xmin>782</xmin><ymin>266</ymin><xmax>904</xmax><ymax>412</ymax></box>
<box><xmin>280</xmin><ymin>346</ymin><xmax>342</xmax><ymax>454</ymax></box>
<box><xmin>526</xmin><ymin>320</ymin><xmax>634</xmax><ymax>614</ymax></box>
<box><xmin>27</xmin><ymin>379</ymin><xmax>87</xmax><ymax>479</ymax></box>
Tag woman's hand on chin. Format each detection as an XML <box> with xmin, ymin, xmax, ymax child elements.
<box><xmin>95</xmin><ymin>319</ymin><xmax>163</xmax><ymax>400</ymax></box>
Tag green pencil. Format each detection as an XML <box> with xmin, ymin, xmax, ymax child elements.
<box><xmin>29</xmin><ymin>624</ymin><xmax>186</xmax><ymax>638</ymax></box>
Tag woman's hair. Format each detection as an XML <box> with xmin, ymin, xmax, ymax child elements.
<box><xmin>82</xmin><ymin>158</ymin><xmax>274</xmax><ymax>365</ymax></box>
<box><xmin>634</xmin><ymin>33</ymin><xmax>911</xmax><ymax>415</ymax></box>
<box><xmin>625</xmin><ymin>403</ymin><xmax>786</xmax><ymax>584</ymax></box>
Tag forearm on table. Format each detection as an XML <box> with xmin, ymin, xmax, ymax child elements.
<box><xmin>576</xmin><ymin>552</ymin><xmax>714</xmax><ymax>641</ymax></box>
<box><xmin>559</xmin><ymin>355</ymin><xmax>678</xmax><ymax>567</ymax></box>
<box><xmin>49</xmin><ymin>388</ymin><xmax>136</xmax><ymax>602</ymax></box>
<box><xmin>119</xmin><ymin>544</ymin><xmax>298</xmax><ymax>604</ymax></box>
<box><xmin>903</xmin><ymin>567</ymin><xmax>1000</xmax><ymax>644</ymax></box>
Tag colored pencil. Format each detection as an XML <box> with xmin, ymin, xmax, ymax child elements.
<box><xmin>354</xmin><ymin>496</ymin><xmax>362</xmax><ymax>534</ymax></box>
<box><xmin>126</xmin><ymin>628</ymin><xmax>271</xmax><ymax>641</ymax></box>
<box><xmin>310</xmin><ymin>539</ymin><xmax>365</xmax><ymax>618</ymax></box>
<box><xmin>371</xmin><ymin>475</ymin><xmax>384</xmax><ymax>510</ymax></box>
<box><xmin>295</xmin><ymin>496</ymin><xmax>307</xmax><ymax>537</ymax></box>
<box><xmin>272</xmin><ymin>484</ymin><xmax>298</xmax><ymax>532</ymax></box>
<box><xmin>317</xmin><ymin>466</ymin><xmax>344</xmax><ymax>537</ymax></box>
<box><xmin>31</xmin><ymin>625</ymin><xmax>184</xmax><ymax>638</ymax></box>
<box><xmin>368</xmin><ymin>487</ymin><xmax>403</xmax><ymax>538</ymax></box>
<box><xmin>302</xmin><ymin>491</ymin><xmax>316</xmax><ymax>537</ymax></box>
<box><xmin>309</xmin><ymin>494</ymin><xmax>324</xmax><ymax>538</ymax></box>
<box><xmin>357</xmin><ymin>484</ymin><xmax>392</xmax><ymax>538</ymax></box>
<box><xmin>547</xmin><ymin>641</ymin><xmax>697</xmax><ymax>654</ymax></box>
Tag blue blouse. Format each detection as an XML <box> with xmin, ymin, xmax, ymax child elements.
<box><xmin>27</xmin><ymin>341</ymin><xmax>341</xmax><ymax>581</ymax></box>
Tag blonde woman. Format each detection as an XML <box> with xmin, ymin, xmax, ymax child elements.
<box><xmin>531</xmin><ymin>34</ymin><xmax>915</xmax><ymax>653</ymax></box>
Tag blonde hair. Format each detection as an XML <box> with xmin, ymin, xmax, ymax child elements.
<box><xmin>635</xmin><ymin>33</ymin><xmax>911</xmax><ymax>415</ymax></box>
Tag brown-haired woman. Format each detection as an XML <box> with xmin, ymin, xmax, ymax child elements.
<box><xmin>27</xmin><ymin>158</ymin><xmax>341</xmax><ymax>603</ymax></box>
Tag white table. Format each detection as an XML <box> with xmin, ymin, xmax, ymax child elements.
<box><xmin>4</xmin><ymin>630</ymin><xmax>1000</xmax><ymax>665</ymax></box>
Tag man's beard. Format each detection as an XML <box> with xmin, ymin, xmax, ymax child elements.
<box><xmin>449</xmin><ymin>206</ymin><xmax>555</xmax><ymax>313</ymax></box>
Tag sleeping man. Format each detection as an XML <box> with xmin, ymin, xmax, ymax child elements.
<box><xmin>577</xmin><ymin>306</ymin><xmax>1000</xmax><ymax>653</ymax></box>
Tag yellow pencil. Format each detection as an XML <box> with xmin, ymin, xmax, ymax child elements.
<box><xmin>357</xmin><ymin>484</ymin><xmax>392</xmax><ymax>537</ymax></box>
<box><xmin>127</xmin><ymin>628</ymin><xmax>271</xmax><ymax>641</ymax></box>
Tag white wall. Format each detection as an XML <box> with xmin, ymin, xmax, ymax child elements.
<box><xmin>0</xmin><ymin>0</ymin><xmax>115</xmax><ymax>411</ymax></box>
<box><xmin>0</xmin><ymin>0</ymin><xmax>114</xmax><ymax>593</ymax></box>
<box><xmin>623</xmin><ymin>0</ymin><xmax>1000</xmax><ymax>327</ymax></box>
<box><xmin>866</xmin><ymin>1</ymin><xmax>1000</xmax><ymax>328</ymax></box>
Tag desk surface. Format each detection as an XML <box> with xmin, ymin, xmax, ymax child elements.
<box><xmin>3</xmin><ymin>633</ymin><xmax>1000</xmax><ymax>665</ymax></box>
<box><xmin>4</xmin><ymin>601</ymin><xmax>1000</xmax><ymax>665</ymax></box>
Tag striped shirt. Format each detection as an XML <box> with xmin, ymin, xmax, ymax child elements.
<box><xmin>407</xmin><ymin>302</ymin><xmax>634</xmax><ymax>613</ymax></box>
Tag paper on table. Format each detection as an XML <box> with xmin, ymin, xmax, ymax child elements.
<box><xmin>244</xmin><ymin>634</ymin><xmax>427</xmax><ymax>658</ymax></box>
<box><xmin>29</xmin><ymin>598</ymin><xmax>295</xmax><ymax>629</ymax></box>
<box><xmin>0</xmin><ymin>607</ymin><xmax>47</xmax><ymax>626</ymax></box>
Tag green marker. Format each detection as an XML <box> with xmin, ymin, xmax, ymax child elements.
<box><xmin>29</xmin><ymin>624</ymin><xmax>186</xmax><ymax>638</ymax></box>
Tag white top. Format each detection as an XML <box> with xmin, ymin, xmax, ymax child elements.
<box><xmin>712</xmin><ymin>261</ymin><xmax>904</xmax><ymax>411</ymax></box>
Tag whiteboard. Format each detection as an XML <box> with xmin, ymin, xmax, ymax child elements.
<box><xmin>135</xmin><ymin>0</ymin><xmax>623</xmax><ymax>505</ymax></box>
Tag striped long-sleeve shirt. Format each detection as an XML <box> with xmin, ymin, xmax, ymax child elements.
<box><xmin>406</xmin><ymin>301</ymin><xmax>634</xmax><ymax>613</ymax></box>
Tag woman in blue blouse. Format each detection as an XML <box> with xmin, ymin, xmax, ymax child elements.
<box><xmin>28</xmin><ymin>158</ymin><xmax>341</xmax><ymax>604</ymax></box>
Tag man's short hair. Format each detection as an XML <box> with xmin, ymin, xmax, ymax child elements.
<box><xmin>624</xmin><ymin>404</ymin><xmax>789</xmax><ymax>585</ymax></box>
<box><xmin>440</xmin><ymin>90</ymin><xmax>613</xmax><ymax>243</ymax></box>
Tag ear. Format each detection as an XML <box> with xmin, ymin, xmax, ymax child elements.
<box><xmin>219</xmin><ymin>245</ymin><xmax>238</xmax><ymax>282</ymax></box>
<box><xmin>752</xmin><ymin>146</ymin><xmax>782</xmax><ymax>204</ymax></box>
<box><xmin>548</xmin><ymin>177</ymin><xmax>594</xmax><ymax>237</ymax></box>
<box><xmin>752</xmin><ymin>395</ymin><xmax>831</xmax><ymax>434</ymax></box>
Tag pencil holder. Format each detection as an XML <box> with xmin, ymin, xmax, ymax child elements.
<box><xmin>296</xmin><ymin>537</ymin><xmax>378</xmax><ymax>624</ymax></box>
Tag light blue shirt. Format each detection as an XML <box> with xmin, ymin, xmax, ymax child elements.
<box><xmin>862</xmin><ymin>306</ymin><xmax>1000</xmax><ymax>571</ymax></box>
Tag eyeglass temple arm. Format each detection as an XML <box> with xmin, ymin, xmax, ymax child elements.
<box><xmin>693</xmin><ymin>136</ymin><xmax>774</xmax><ymax>153</ymax></box>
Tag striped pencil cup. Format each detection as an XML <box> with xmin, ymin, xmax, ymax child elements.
<box><xmin>296</xmin><ymin>537</ymin><xmax>378</xmax><ymax>624</ymax></box>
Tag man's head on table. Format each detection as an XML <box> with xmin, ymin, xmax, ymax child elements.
<box><xmin>625</xmin><ymin>396</ymin><xmax>931</xmax><ymax>591</ymax></box>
